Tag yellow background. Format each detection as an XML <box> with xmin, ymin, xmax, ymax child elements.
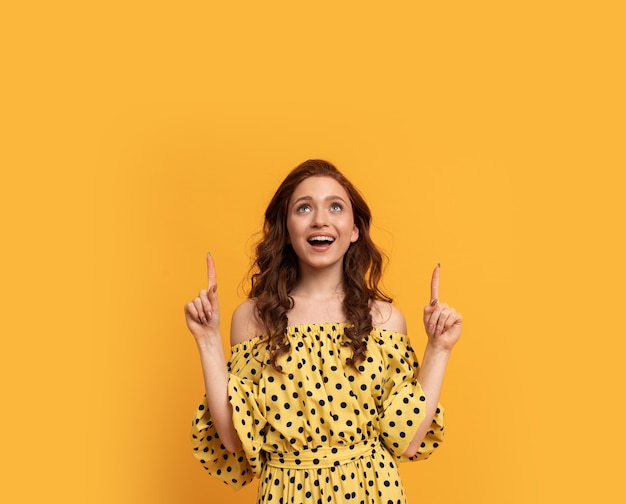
<box><xmin>2</xmin><ymin>1</ymin><xmax>624</xmax><ymax>502</ymax></box>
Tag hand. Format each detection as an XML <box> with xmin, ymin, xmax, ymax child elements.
<box><xmin>423</xmin><ymin>264</ymin><xmax>462</xmax><ymax>351</ymax></box>
<box><xmin>184</xmin><ymin>253</ymin><xmax>221</xmax><ymax>343</ymax></box>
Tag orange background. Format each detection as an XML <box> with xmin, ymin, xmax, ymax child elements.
<box><xmin>1</xmin><ymin>1</ymin><xmax>625</xmax><ymax>503</ymax></box>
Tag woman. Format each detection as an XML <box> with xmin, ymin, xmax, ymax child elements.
<box><xmin>186</xmin><ymin>159</ymin><xmax>462</xmax><ymax>503</ymax></box>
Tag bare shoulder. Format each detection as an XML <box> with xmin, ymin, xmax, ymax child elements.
<box><xmin>370</xmin><ymin>300</ymin><xmax>407</xmax><ymax>334</ymax></box>
<box><xmin>230</xmin><ymin>299</ymin><xmax>265</xmax><ymax>346</ymax></box>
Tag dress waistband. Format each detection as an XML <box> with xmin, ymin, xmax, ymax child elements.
<box><xmin>265</xmin><ymin>438</ymin><xmax>378</xmax><ymax>469</ymax></box>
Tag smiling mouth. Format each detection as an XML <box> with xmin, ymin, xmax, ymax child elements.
<box><xmin>307</xmin><ymin>236</ymin><xmax>336</xmax><ymax>246</ymax></box>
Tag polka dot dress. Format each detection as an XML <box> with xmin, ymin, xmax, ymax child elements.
<box><xmin>192</xmin><ymin>323</ymin><xmax>444</xmax><ymax>503</ymax></box>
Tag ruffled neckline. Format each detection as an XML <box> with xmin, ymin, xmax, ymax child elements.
<box><xmin>230</xmin><ymin>322</ymin><xmax>406</xmax><ymax>351</ymax></box>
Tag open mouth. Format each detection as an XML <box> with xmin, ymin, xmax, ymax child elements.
<box><xmin>307</xmin><ymin>236</ymin><xmax>336</xmax><ymax>246</ymax></box>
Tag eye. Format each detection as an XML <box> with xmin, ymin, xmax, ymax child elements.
<box><xmin>296</xmin><ymin>204</ymin><xmax>311</xmax><ymax>213</ymax></box>
<box><xmin>330</xmin><ymin>202</ymin><xmax>343</xmax><ymax>212</ymax></box>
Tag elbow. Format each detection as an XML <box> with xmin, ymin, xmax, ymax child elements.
<box><xmin>223</xmin><ymin>437</ymin><xmax>243</xmax><ymax>454</ymax></box>
<box><xmin>402</xmin><ymin>421</ymin><xmax>429</xmax><ymax>458</ymax></box>
<box><xmin>402</xmin><ymin>437</ymin><xmax>423</xmax><ymax>458</ymax></box>
<box><xmin>402</xmin><ymin>447</ymin><xmax>418</xmax><ymax>458</ymax></box>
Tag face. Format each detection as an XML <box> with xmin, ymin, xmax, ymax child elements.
<box><xmin>286</xmin><ymin>176</ymin><xmax>359</xmax><ymax>272</ymax></box>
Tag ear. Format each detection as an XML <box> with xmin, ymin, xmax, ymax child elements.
<box><xmin>350</xmin><ymin>225</ymin><xmax>359</xmax><ymax>243</ymax></box>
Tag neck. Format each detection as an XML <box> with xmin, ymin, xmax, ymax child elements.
<box><xmin>291</xmin><ymin>262</ymin><xmax>345</xmax><ymax>300</ymax></box>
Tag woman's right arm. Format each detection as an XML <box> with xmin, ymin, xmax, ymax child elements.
<box><xmin>184</xmin><ymin>253</ymin><xmax>242</xmax><ymax>453</ymax></box>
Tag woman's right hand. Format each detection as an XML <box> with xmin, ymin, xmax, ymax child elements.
<box><xmin>184</xmin><ymin>253</ymin><xmax>220</xmax><ymax>344</ymax></box>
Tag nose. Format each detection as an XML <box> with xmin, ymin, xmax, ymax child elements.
<box><xmin>311</xmin><ymin>209</ymin><xmax>329</xmax><ymax>228</ymax></box>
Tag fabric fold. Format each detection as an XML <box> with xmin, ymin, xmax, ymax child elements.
<box><xmin>191</xmin><ymin>323</ymin><xmax>446</xmax><ymax>499</ymax></box>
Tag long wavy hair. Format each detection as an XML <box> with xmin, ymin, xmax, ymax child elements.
<box><xmin>249</xmin><ymin>159</ymin><xmax>392</xmax><ymax>371</ymax></box>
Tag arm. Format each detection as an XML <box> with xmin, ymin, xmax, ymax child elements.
<box><xmin>402</xmin><ymin>343</ymin><xmax>450</xmax><ymax>457</ymax></box>
<box><xmin>185</xmin><ymin>253</ymin><xmax>242</xmax><ymax>453</ymax></box>
<box><xmin>403</xmin><ymin>264</ymin><xmax>462</xmax><ymax>458</ymax></box>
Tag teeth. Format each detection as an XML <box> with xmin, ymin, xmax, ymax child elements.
<box><xmin>308</xmin><ymin>236</ymin><xmax>335</xmax><ymax>243</ymax></box>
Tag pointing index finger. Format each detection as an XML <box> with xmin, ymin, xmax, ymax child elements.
<box><xmin>207</xmin><ymin>252</ymin><xmax>217</xmax><ymax>290</ymax></box>
<box><xmin>430</xmin><ymin>263</ymin><xmax>440</xmax><ymax>304</ymax></box>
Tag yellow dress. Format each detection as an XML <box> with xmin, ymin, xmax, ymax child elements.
<box><xmin>191</xmin><ymin>323</ymin><xmax>445</xmax><ymax>504</ymax></box>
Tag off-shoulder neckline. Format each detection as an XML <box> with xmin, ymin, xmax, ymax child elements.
<box><xmin>230</xmin><ymin>322</ymin><xmax>407</xmax><ymax>351</ymax></box>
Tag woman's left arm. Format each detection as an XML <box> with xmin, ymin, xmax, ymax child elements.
<box><xmin>403</xmin><ymin>264</ymin><xmax>462</xmax><ymax>458</ymax></box>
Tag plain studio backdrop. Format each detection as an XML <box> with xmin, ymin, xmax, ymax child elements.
<box><xmin>1</xmin><ymin>1</ymin><xmax>624</xmax><ymax>503</ymax></box>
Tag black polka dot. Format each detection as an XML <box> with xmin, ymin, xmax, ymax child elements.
<box><xmin>190</xmin><ymin>323</ymin><xmax>444</xmax><ymax>500</ymax></box>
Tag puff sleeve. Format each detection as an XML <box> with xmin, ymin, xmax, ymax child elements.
<box><xmin>191</xmin><ymin>339</ymin><xmax>268</xmax><ymax>490</ymax></box>
<box><xmin>373</xmin><ymin>329</ymin><xmax>445</xmax><ymax>462</ymax></box>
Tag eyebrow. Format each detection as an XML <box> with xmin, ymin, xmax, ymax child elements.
<box><xmin>292</xmin><ymin>195</ymin><xmax>349</xmax><ymax>205</ymax></box>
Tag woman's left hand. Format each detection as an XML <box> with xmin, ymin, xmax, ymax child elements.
<box><xmin>423</xmin><ymin>264</ymin><xmax>463</xmax><ymax>351</ymax></box>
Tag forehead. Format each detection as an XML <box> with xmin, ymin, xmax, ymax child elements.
<box><xmin>290</xmin><ymin>176</ymin><xmax>351</xmax><ymax>202</ymax></box>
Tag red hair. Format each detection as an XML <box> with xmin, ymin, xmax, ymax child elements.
<box><xmin>249</xmin><ymin>159</ymin><xmax>391</xmax><ymax>370</ymax></box>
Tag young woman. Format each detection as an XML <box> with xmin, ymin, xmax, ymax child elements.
<box><xmin>186</xmin><ymin>159</ymin><xmax>462</xmax><ymax>503</ymax></box>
